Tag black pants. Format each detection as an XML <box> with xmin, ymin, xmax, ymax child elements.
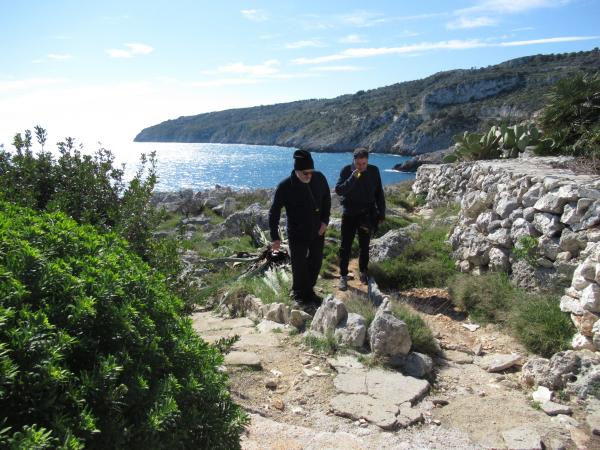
<box><xmin>289</xmin><ymin>235</ymin><xmax>325</xmax><ymax>301</ymax></box>
<box><xmin>339</xmin><ymin>214</ymin><xmax>371</xmax><ymax>277</ymax></box>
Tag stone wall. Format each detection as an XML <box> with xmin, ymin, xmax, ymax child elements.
<box><xmin>413</xmin><ymin>157</ymin><xmax>600</xmax><ymax>350</ymax></box>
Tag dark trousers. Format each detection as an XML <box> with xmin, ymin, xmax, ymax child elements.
<box><xmin>339</xmin><ymin>214</ymin><xmax>371</xmax><ymax>276</ymax></box>
<box><xmin>289</xmin><ymin>235</ymin><xmax>325</xmax><ymax>301</ymax></box>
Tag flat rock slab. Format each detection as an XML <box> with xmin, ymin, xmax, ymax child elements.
<box><xmin>443</xmin><ymin>350</ymin><xmax>474</xmax><ymax>365</ymax></box>
<box><xmin>333</xmin><ymin>371</ymin><xmax>368</xmax><ymax>394</ymax></box>
<box><xmin>396</xmin><ymin>404</ymin><xmax>424</xmax><ymax>428</ymax></box>
<box><xmin>330</xmin><ymin>367</ymin><xmax>429</xmax><ymax>429</ymax></box>
<box><xmin>256</xmin><ymin>319</ymin><xmax>287</xmax><ymax>333</ymax></box>
<box><xmin>233</xmin><ymin>331</ymin><xmax>281</xmax><ymax>349</ymax></box>
<box><xmin>329</xmin><ymin>394</ymin><xmax>400</xmax><ymax>430</ymax></box>
<box><xmin>223</xmin><ymin>351</ymin><xmax>262</xmax><ymax>369</ymax></box>
<box><xmin>365</xmin><ymin>369</ymin><xmax>430</xmax><ymax>405</ymax></box>
<box><xmin>192</xmin><ymin>312</ymin><xmax>255</xmax><ymax>333</ymax></box>
<box><xmin>199</xmin><ymin>326</ymin><xmax>256</xmax><ymax>344</ymax></box>
<box><xmin>501</xmin><ymin>426</ymin><xmax>542</xmax><ymax>450</ymax></box>
<box><xmin>328</xmin><ymin>355</ymin><xmax>365</xmax><ymax>373</ymax></box>
<box><xmin>476</xmin><ymin>353</ymin><xmax>523</xmax><ymax>372</ymax></box>
<box><xmin>541</xmin><ymin>400</ymin><xmax>572</xmax><ymax>416</ymax></box>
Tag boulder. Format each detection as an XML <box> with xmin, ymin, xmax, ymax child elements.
<box><xmin>289</xmin><ymin>309</ymin><xmax>312</xmax><ymax>328</ymax></box>
<box><xmin>572</xmin><ymin>333</ymin><xmax>595</xmax><ymax>351</ymax></box>
<box><xmin>495</xmin><ymin>197</ymin><xmax>519</xmax><ymax>219</ymax></box>
<box><xmin>369</xmin><ymin>305</ymin><xmax>412</xmax><ymax>357</ymax></box>
<box><xmin>477</xmin><ymin>353</ymin><xmax>523</xmax><ymax>372</ymax></box>
<box><xmin>476</xmin><ymin>211</ymin><xmax>499</xmax><ymax>233</ymax></box>
<box><xmin>571</xmin><ymin>311</ymin><xmax>599</xmax><ymax>337</ymax></box>
<box><xmin>369</xmin><ymin>227</ymin><xmax>416</xmax><ymax>263</ymax></box>
<box><xmin>221</xmin><ymin>197</ymin><xmax>237</xmax><ymax>217</ymax></box>
<box><xmin>534</xmin><ymin>192</ymin><xmax>568</xmax><ymax>214</ymax></box>
<box><xmin>581</xmin><ymin>284</ymin><xmax>600</xmax><ymax>313</ymax></box>
<box><xmin>510</xmin><ymin>218</ymin><xmax>539</xmax><ymax>244</ymax></box>
<box><xmin>559</xmin><ymin>229</ymin><xmax>587</xmax><ymax>255</ymax></box>
<box><xmin>538</xmin><ymin>235</ymin><xmax>560</xmax><ymax>261</ymax></box>
<box><xmin>532</xmin><ymin>212</ymin><xmax>563</xmax><ymax>237</ymax></box>
<box><xmin>521</xmin><ymin>351</ymin><xmax>581</xmax><ymax>390</ymax></box>
<box><xmin>265</xmin><ymin>303</ymin><xmax>289</xmax><ymax>324</ymax></box>
<box><xmin>311</xmin><ymin>295</ymin><xmax>348</xmax><ymax>335</ymax></box>
<box><xmin>462</xmin><ymin>190</ymin><xmax>493</xmax><ymax>219</ymax></box>
<box><xmin>489</xmin><ymin>247</ymin><xmax>510</xmax><ymax>272</ymax></box>
<box><xmin>522</xmin><ymin>184</ymin><xmax>544</xmax><ymax>208</ymax></box>
<box><xmin>206</xmin><ymin>203</ymin><xmax>270</xmax><ymax>242</ymax></box>
<box><xmin>334</xmin><ymin>313</ymin><xmax>367</xmax><ymax>349</ymax></box>
<box><xmin>487</xmin><ymin>228</ymin><xmax>512</xmax><ymax>248</ymax></box>
<box><xmin>390</xmin><ymin>352</ymin><xmax>434</xmax><ymax>378</ymax></box>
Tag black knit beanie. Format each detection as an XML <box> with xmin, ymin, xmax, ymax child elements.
<box><xmin>293</xmin><ymin>150</ymin><xmax>314</xmax><ymax>170</ymax></box>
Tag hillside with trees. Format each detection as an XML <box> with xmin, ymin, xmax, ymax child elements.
<box><xmin>135</xmin><ymin>49</ymin><xmax>600</xmax><ymax>155</ymax></box>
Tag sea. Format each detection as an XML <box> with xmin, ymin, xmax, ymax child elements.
<box><xmin>114</xmin><ymin>142</ymin><xmax>415</xmax><ymax>192</ymax></box>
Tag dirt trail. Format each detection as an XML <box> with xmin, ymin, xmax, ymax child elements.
<box><xmin>193</xmin><ymin>260</ymin><xmax>599</xmax><ymax>449</ymax></box>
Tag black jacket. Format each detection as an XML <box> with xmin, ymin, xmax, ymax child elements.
<box><xmin>335</xmin><ymin>163</ymin><xmax>385</xmax><ymax>219</ymax></box>
<box><xmin>269</xmin><ymin>171</ymin><xmax>331</xmax><ymax>242</ymax></box>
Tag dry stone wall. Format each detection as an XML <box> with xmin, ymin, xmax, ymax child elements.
<box><xmin>413</xmin><ymin>157</ymin><xmax>600</xmax><ymax>350</ymax></box>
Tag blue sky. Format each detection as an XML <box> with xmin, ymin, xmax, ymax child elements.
<box><xmin>1</xmin><ymin>0</ymin><xmax>599</xmax><ymax>149</ymax></box>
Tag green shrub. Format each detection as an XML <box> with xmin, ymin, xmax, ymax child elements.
<box><xmin>303</xmin><ymin>333</ymin><xmax>339</xmax><ymax>355</ymax></box>
<box><xmin>511</xmin><ymin>292</ymin><xmax>575</xmax><ymax>357</ymax></box>
<box><xmin>539</xmin><ymin>72</ymin><xmax>600</xmax><ymax>159</ymax></box>
<box><xmin>449</xmin><ymin>272</ymin><xmax>575</xmax><ymax>357</ymax></box>
<box><xmin>0</xmin><ymin>203</ymin><xmax>247</xmax><ymax>449</ymax></box>
<box><xmin>448</xmin><ymin>272</ymin><xmax>516</xmax><ymax>324</ymax></box>
<box><xmin>370</xmin><ymin>224</ymin><xmax>455</xmax><ymax>290</ymax></box>
<box><xmin>344</xmin><ymin>293</ymin><xmax>376</xmax><ymax>328</ymax></box>
<box><xmin>390</xmin><ymin>303</ymin><xmax>438</xmax><ymax>355</ymax></box>
<box><xmin>228</xmin><ymin>267</ymin><xmax>293</xmax><ymax>306</ymax></box>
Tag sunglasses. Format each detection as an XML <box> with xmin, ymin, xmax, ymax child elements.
<box><xmin>301</xmin><ymin>170</ymin><xmax>314</xmax><ymax>176</ymax></box>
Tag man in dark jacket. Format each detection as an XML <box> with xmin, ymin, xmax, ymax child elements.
<box><xmin>269</xmin><ymin>150</ymin><xmax>331</xmax><ymax>311</ymax></box>
<box><xmin>335</xmin><ymin>147</ymin><xmax>385</xmax><ymax>290</ymax></box>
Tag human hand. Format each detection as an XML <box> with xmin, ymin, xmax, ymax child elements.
<box><xmin>271</xmin><ymin>240</ymin><xmax>281</xmax><ymax>252</ymax></box>
<box><xmin>318</xmin><ymin>222</ymin><xmax>327</xmax><ymax>236</ymax></box>
<box><xmin>352</xmin><ymin>169</ymin><xmax>361</xmax><ymax>178</ymax></box>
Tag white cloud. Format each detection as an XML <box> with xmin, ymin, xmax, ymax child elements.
<box><xmin>294</xmin><ymin>40</ymin><xmax>487</xmax><ymax>64</ymax></box>
<box><xmin>337</xmin><ymin>11</ymin><xmax>386</xmax><ymax>27</ymax></box>
<box><xmin>293</xmin><ymin>35</ymin><xmax>600</xmax><ymax>64</ymax></box>
<box><xmin>106</xmin><ymin>43</ymin><xmax>154</xmax><ymax>58</ymax></box>
<box><xmin>188</xmin><ymin>78</ymin><xmax>264</xmax><ymax>88</ymax></box>
<box><xmin>457</xmin><ymin>0</ymin><xmax>569</xmax><ymax>15</ymax></box>
<box><xmin>215</xmin><ymin>60</ymin><xmax>281</xmax><ymax>77</ymax></box>
<box><xmin>241</xmin><ymin>9</ymin><xmax>268</xmax><ymax>22</ymax></box>
<box><xmin>285</xmin><ymin>40</ymin><xmax>324</xmax><ymax>49</ymax></box>
<box><xmin>498</xmin><ymin>35</ymin><xmax>600</xmax><ymax>46</ymax></box>
<box><xmin>309</xmin><ymin>65</ymin><xmax>365</xmax><ymax>72</ymax></box>
<box><xmin>339</xmin><ymin>34</ymin><xmax>366</xmax><ymax>44</ymax></box>
<box><xmin>447</xmin><ymin>16</ymin><xmax>497</xmax><ymax>29</ymax></box>
<box><xmin>47</xmin><ymin>53</ymin><xmax>73</xmax><ymax>60</ymax></box>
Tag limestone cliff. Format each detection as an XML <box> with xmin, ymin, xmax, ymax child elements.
<box><xmin>135</xmin><ymin>50</ymin><xmax>600</xmax><ymax>155</ymax></box>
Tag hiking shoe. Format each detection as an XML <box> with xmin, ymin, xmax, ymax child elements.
<box><xmin>338</xmin><ymin>276</ymin><xmax>348</xmax><ymax>291</ymax></box>
<box><xmin>359</xmin><ymin>272</ymin><xmax>368</xmax><ymax>285</ymax></box>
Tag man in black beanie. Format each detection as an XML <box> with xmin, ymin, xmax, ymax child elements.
<box><xmin>269</xmin><ymin>150</ymin><xmax>331</xmax><ymax>312</ymax></box>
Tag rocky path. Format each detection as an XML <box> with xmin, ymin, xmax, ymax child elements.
<box><xmin>191</xmin><ymin>280</ymin><xmax>600</xmax><ymax>449</ymax></box>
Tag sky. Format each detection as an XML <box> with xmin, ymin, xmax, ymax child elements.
<box><xmin>1</xmin><ymin>0</ymin><xmax>600</xmax><ymax>150</ymax></box>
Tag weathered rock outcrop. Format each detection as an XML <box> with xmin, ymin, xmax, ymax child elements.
<box><xmin>413</xmin><ymin>157</ymin><xmax>600</xmax><ymax>351</ymax></box>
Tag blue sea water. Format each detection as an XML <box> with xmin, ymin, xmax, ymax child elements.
<box><xmin>118</xmin><ymin>143</ymin><xmax>415</xmax><ymax>192</ymax></box>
